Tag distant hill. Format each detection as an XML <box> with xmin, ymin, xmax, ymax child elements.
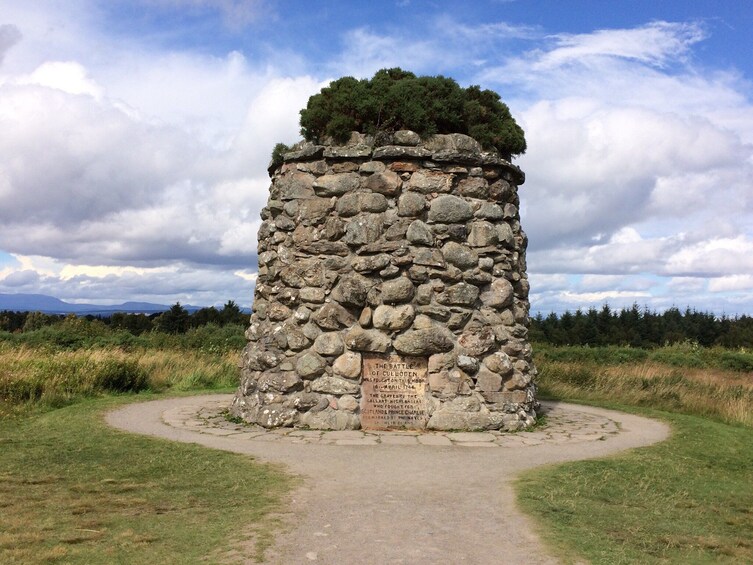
<box><xmin>0</xmin><ymin>293</ymin><xmax>198</xmax><ymax>315</ymax></box>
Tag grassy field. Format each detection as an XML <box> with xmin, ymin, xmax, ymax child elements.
<box><xmin>0</xmin><ymin>323</ymin><xmax>244</xmax><ymax>419</ymax></box>
<box><xmin>0</xmin><ymin>344</ymin><xmax>240</xmax><ymax>418</ymax></box>
<box><xmin>0</xmin><ymin>395</ymin><xmax>294</xmax><ymax>564</ymax></box>
<box><xmin>0</xmin><ymin>328</ymin><xmax>296</xmax><ymax>564</ymax></box>
<box><xmin>2</xmin><ymin>332</ymin><xmax>752</xmax><ymax>563</ymax></box>
<box><xmin>518</xmin><ymin>408</ymin><xmax>753</xmax><ymax>564</ymax></box>
<box><xmin>517</xmin><ymin>343</ymin><xmax>753</xmax><ymax>564</ymax></box>
<box><xmin>535</xmin><ymin>342</ymin><xmax>753</xmax><ymax>427</ymax></box>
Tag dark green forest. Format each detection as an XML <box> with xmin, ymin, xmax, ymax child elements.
<box><xmin>0</xmin><ymin>301</ymin><xmax>246</xmax><ymax>335</ymax></box>
<box><xmin>0</xmin><ymin>302</ymin><xmax>248</xmax><ymax>352</ymax></box>
<box><xmin>530</xmin><ymin>305</ymin><xmax>753</xmax><ymax>349</ymax></box>
<box><xmin>3</xmin><ymin>301</ymin><xmax>753</xmax><ymax>350</ymax></box>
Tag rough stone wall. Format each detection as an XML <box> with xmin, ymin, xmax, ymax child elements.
<box><xmin>231</xmin><ymin>130</ymin><xmax>537</xmax><ymax>431</ymax></box>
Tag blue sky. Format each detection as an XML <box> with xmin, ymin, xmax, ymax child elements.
<box><xmin>1</xmin><ymin>0</ymin><xmax>752</xmax><ymax>314</ymax></box>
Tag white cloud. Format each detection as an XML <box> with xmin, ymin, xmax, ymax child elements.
<box><xmin>0</xmin><ymin>254</ymin><xmax>255</xmax><ymax>306</ymax></box>
<box><xmin>560</xmin><ymin>290</ymin><xmax>651</xmax><ymax>303</ymax></box>
<box><xmin>666</xmin><ymin>277</ymin><xmax>706</xmax><ymax>293</ymax></box>
<box><xmin>478</xmin><ymin>19</ymin><xmax>753</xmax><ymax>315</ymax></box>
<box><xmin>579</xmin><ymin>274</ymin><xmax>655</xmax><ymax>291</ymax></box>
<box><xmin>708</xmin><ymin>275</ymin><xmax>753</xmax><ymax>292</ymax></box>
<box><xmin>330</xmin><ymin>16</ymin><xmax>539</xmax><ymax>80</ymax></box>
<box><xmin>14</xmin><ymin>255</ymin><xmax>61</xmax><ymax>277</ymax></box>
<box><xmin>537</xmin><ymin>21</ymin><xmax>706</xmax><ymax>70</ymax></box>
<box><xmin>664</xmin><ymin>236</ymin><xmax>753</xmax><ymax>276</ymax></box>
<box><xmin>17</xmin><ymin>60</ymin><xmax>103</xmax><ymax>98</ymax></box>
<box><xmin>99</xmin><ymin>50</ymin><xmax>267</xmax><ymax>148</ymax></box>
<box><xmin>331</xmin><ymin>28</ymin><xmax>438</xmax><ymax>78</ymax></box>
<box><xmin>0</xmin><ymin>46</ymin><xmax>318</xmax><ymax>271</ymax></box>
<box><xmin>456</xmin><ymin>20</ymin><xmax>539</xmax><ymax>40</ymax></box>
<box><xmin>228</xmin><ymin>75</ymin><xmax>323</xmax><ymax>172</ymax></box>
<box><xmin>530</xmin><ymin>230</ymin><xmax>753</xmax><ymax>284</ymax></box>
<box><xmin>517</xmin><ymin>98</ymin><xmax>750</xmax><ymax>250</ymax></box>
<box><xmin>529</xmin><ymin>229</ymin><xmax>680</xmax><ymax>275</ymax></box>
<box><xmin>0</xmin><ymin>81</ymin><xmax>200</xmax><ymax>227</ymax></box>
<box><xmin>527</xmin><ymin>273</ymin><xmax>568</xmax><ymax>291</ymax></box>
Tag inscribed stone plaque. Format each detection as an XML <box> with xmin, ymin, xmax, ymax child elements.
<box><xmin>360</xmin><ymin>355</ymin><xmax>428</xmax><ymax>430</ymax></box>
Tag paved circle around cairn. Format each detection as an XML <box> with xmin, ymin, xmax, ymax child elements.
<box><xmin>107</xmin><ymin>394</ymin><xmax>669</xmax><ymax>565</ymax></box>
<box><xmin>160</xmin><ymin>395</ymin><xmax>620</xmax><ymax>448</ymax></box>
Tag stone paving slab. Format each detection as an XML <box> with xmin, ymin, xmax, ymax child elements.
<box><xmin>161</xmin><ymin>396</ymin><xmax>621</xmax><ymax>448</ymax></box>
<box><xmin>380</xmin><ymin>435</ymin><xmax>423</xmax><ymax>445</ymax></box>
<box><xmin>417</xmin><ymin>434</ymin><xmax>453</xmax><ymax>446</ymax></box>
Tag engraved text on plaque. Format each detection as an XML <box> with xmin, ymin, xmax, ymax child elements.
<box><xmin>360</xmin><ymin>355</ymin><xmax>428</xmax><ymax>430</ymax></box>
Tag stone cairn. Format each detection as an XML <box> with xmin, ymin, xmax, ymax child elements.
<box><xmin>231</xmin><ymin>130</ymin><xmax>537</xmax><ymax>431</ymax></box>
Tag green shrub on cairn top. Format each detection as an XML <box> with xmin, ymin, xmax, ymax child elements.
<box><xmin>298</xmin><ymin>68</ymin><xmax>527</xmax><ymax>159</ymax></box>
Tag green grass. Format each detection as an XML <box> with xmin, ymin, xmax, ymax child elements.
<box><xmin>0</xmin><ymin>322</ymin><xmax>247</xmax><ymax>354</ymax></box>
<box><xmin>0</xmin><ymin>394</ymin><xmax>294</xmax><ymax>564</ymax></box>
<box><xmin>517</xmin><ymin>406</ymin><xmax>753</xmax><ymax>564</ymax></box>
<box><xmin>518</xmin><ymin>342</ymin><xmax>753</xmax><ymax>564</ymax></box>
<box><xmin>534</xmin><ymin>341</ymin><xmax>753</xmax><ymax>372</ymax></box>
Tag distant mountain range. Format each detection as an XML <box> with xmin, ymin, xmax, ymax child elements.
<box><xmin>0</xmin><ymin>293</ymin><xmax>200</xmax><ymax>316</ymax></box>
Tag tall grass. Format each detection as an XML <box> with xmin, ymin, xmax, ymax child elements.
<box><xmin>0</xmin><ymin>345</ymin><xmax>239</xmax><ymax>418</ymax></box>
<box><xmin>534</xmin><ymin>342</ymin><xmax>753</xmax><ymax>427</ymax></box>
<box><xmin>0</xmin><ymin>322</ymin><xmax>246</xmax><ymax>417</ymax></box>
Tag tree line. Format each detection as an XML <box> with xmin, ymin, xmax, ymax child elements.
<box><xmin>0</xmin><ymin>301</ymin><xmax>248</xmax><ymax>335</ymax></box>
<box><xmin>530</xmin><ymin>305</ymin><xmax>753</xmax><ymax>349</ymax></box>
<box><xmin>4</xmin><ymin>301</ymin><xmax>753</xmax><ymax>350</ymax></box>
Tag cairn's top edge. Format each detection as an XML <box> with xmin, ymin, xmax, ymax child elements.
<box><xmin>271</xmin><ymin>130</ymin><xmax>524</xmax><ymax>184</ymax></box>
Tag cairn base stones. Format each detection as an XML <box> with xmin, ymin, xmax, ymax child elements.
<box><xmin>231</xmin><ymin>131</ymin><xmax>538</xmax><ymax>431</ymax></box>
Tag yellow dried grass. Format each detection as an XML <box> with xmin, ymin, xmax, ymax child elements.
<box><xmin>538</xmin><ymin>358</ymin><xmax>753</xmax><ymax>427</ymax></box>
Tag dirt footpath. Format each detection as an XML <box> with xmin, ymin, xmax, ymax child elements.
<box><xmin>106</xmin><ymin>396</ymin><xmax>669</xmax><ymax>564</ymax></box>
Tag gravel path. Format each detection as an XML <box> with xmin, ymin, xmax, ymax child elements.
<box><xmin>106</xmin><ymin>395</ymin><xmax>669</xmax><ymax>564</ymax></box>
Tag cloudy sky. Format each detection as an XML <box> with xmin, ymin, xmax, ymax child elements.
<box><xmin>1</xmin><ymin>0</ymin><xmax>752</xmax><ymax>315</ymax></box>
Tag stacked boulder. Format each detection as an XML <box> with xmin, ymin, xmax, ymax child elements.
<box><xmin>231</xmin><ymin>131</ymin><xmax>537</xmax><ymax>431</ymax></box>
